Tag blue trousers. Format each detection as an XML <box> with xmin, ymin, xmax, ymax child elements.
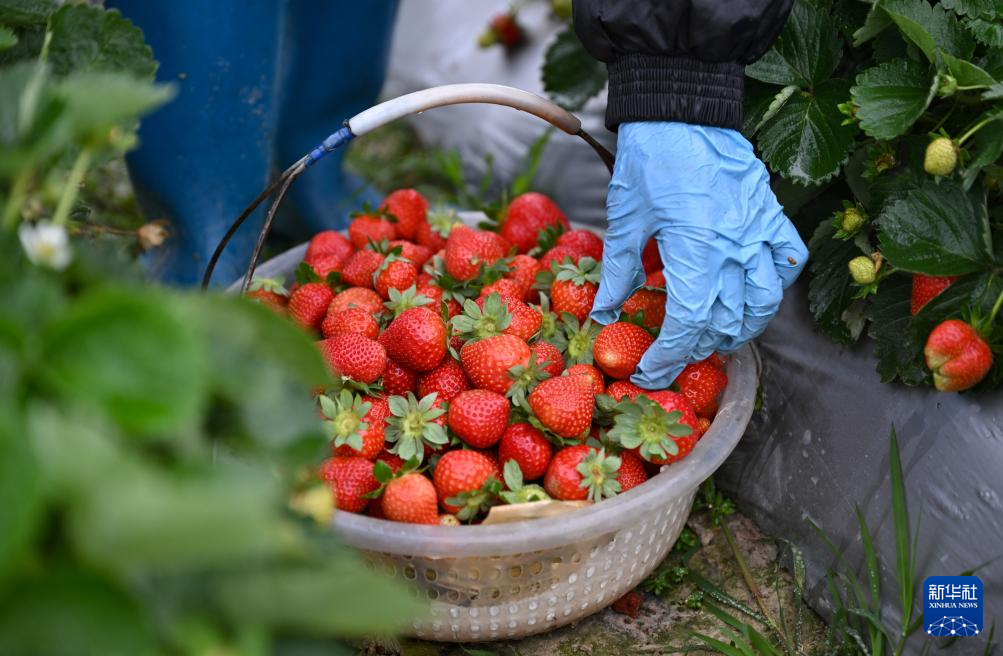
<box><xmin>108</xmin><ymin>1</ymin><xmax>399</xmax><ymax>285</ymax></box>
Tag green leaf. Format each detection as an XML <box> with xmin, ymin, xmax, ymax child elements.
<box><xmin>808</xmin><ymin>220</ymin><xmax>866</xmax><ymax>345</ymax></box>
<box><xmin>888</xmin><ymin>428</ymin><xmax>914</xmax><ymax>632</ymax></box>
<box><xmin>758</xmin><ymin>79</ymin><xmax>856</xmax><ymax>185</ymax></box>
<box><xmin>542</xmin><ymin>26</ymin><xmax>607</xmax><ymax>111</ymax></box>
<box><xmin>853</xmin><ymin>3</ymin><xmax>894</xmax><ymax>47</ymax></box>
<box><xmin>0</xmin><ymin>0</ymin><xmax>56</xmax><ymax>27</ymax></box>
<box><xmin>851</xmin><ymin>58</ymin><xmax>937</xmax><ymax>140</ymax></box>
<box><xmin>965</xmin><ymin>17</ymin><xmax>1003</xmax><ymax>47</ymax></box>
<box><xmin>0</xmin><ymin>416</ymin><xmax>41</xmax><ymax>583</ymax></box>
<box><xmin>880</xmin><ymin>0</ymin><xmax>974</xmax><ymax>61</ymax></box>
<box><xmin>746</xmin><ymin>0</ymin><xmax>843</xmax><ymax>87</ymax></box>
<box><xmin>39</xmin><ymin>288</ymin><xmax>208</xmax><ymax>435</ymax></box>
<box><xmin>0</xmin><ymin>26</ymin><xmax>16</xmax><ymax>51</ymax></box>
<box><xmin>962</xmin><ymin>119</ymin><xmax>1003</xmax><ymax>190</ymax></box>
<box><xmin>47</xmin><ymin>3</ymin><xmax>156</xmax><ymax>79</ymax></box>
<box><xmin>941</xmin><ymin>51</ymin><xmax>997</xmax><ymax>87</ymax></box>
<box><xmin>941</xmin><ymin>0</ymin><xmax>1000</xmax><ymax>19</ymax></box>
<box><xmin>877</xmin><ymin>180</ymin><xmax>993</xmax><ymax>275</ymax></box>
<box><xmin>56</xmin><ymin>72</ymin><xmax>175</xmax><ymax>143</ymax></box>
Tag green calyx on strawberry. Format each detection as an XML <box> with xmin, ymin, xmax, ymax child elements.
<box><xmin>450</xmin><ymin>292</ymin><xmax>512</xmax><ymax>340</ymax></box>
<box><xmin>350</xmin><ymin>202</ymin><xmax>397</xmax><ymax>224</ymax></box>
<box><xmin>608</xmin><ymin>397</ymin><xmax>693</xmax><ymax>461</ymax></box>
<box><xmin>552</xmin><ymin>256</ymin><xmax>600</xmax><ymax>285</ymax></box>
<box><xmin>383</xmin><ymin>285</ymin><xmax>433</xmax><ymax>318</ymax></box>
<box><xmin>385</xmin><ymin>392</ymin><xmax>449</xmax><ymax>463</ymax></box>
<box><xmin>534</xmin><ymin>293</ymin><xmax>562</xmax><ymax>345</ymax></box>
<box><xmin>499</xmin><ymin>460</ymin><xmax>551</xmax><ymax>505</ymax></box>
<box><xmin>426</xmin><ymin>205</ymin><xmax>461</xmax><ymax>238</ymax></box>
<box><xmin>532</xmin><ymin>222</ymin><xmax>566</xmax><ymax>256</ymax></box>
<box><xmin>506</xmin><ymin>356</ymin><xmax>551</xmax><ymax>409</ymax></box>
<box><xmin>294</xmin><ymin>261</ymin><xmax>341</xmax><ymax>289</ymax></box>
<box><xmin>424</xmin><ymin>254</ymin><xmax>510</xmax><ymax>304</ymax></box>
<box><xmin>363</xmin><ymin>456</ymin><xmax>421</xmax><ymax>499</ymax></box>
<box><xmin>575</xmin><ymin>448</ymin><xmax>622</xmax><ymax>502</ymax></box>
<box><xmin>831</xmin><ymin>202</ymin><xmax>867</xmax><ymax>239</ymax></box>
<box><xmin>318</xmin><ymin>390</ymin><xmax>372</xmax><ymax>453</ymax></box>
<box><xmin>445</xmin><ymin>475</ymin><xmax>503</xmax><ymax>521</ymax></box>
<box><xmin>248</xmin><ymin>276</ymin><xmax>288</xmax><ymax>296</ymax></box>
<box><xmin>552</xmin><ymin>313</ymin><xmax>601</xmax><ymax>365</ymax></box>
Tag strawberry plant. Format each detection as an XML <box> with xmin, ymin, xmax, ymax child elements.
<box><xmin>543</xmin><ymin>0</ymin><xmax>1003</xmax><ymax>392</ymax></box>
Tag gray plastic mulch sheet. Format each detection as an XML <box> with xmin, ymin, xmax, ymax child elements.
<box><xmin>716</xmin><ymin>279</ymin><xmax>1003</xmax><ymax>655</ymax></box>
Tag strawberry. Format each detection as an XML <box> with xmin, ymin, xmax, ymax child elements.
<box><xmin>417</xmin><ymin>206</ymin><xmax>461</xmax><ymax>250</ymax></box>
<box><xmin>374</xmin><ymin>257</ymin><xmax>419</xmax><ymax>300</ymax></box>
<box><xmin>439</xmin><ymin>514</ymin><xmax>460</xmax><ymax>526</ymax></box>
<box><xmin>911</xmin><ymin>274</ymin><xmax>960</xmax><ymax>315</ymax></box>
<box><xmin>551</xmin><ymin>257</ymin><xmax>600</xmax><ymax>323</ymax></box>
<box><xmin>320</xmin><ymin>391</ymin><xmax>388</xmax><ymax>460</ymax></box>
<box><xmin>675</xmin><ymin>359</ymin><xmax>728</xmax><ymax>417</ymax></box>
<box><xmin>305</xmin><ymin>230</ymin><xmax>353</xmax><ymax>262</ymax></box>
<box><xmin>341</xmin><ymin>249</ymin><xmax>385</xmax><ymax>289</ymax></box>
<box><xmin>617</xmin><ymin>450</ymin><xmax>648</xmax><ymax>492</ymax></box>
<box><xmin>388</xmin><ymin>240</ymin><xmax>433</xmax><ymax>268</ymax></box>
<box><xmin>381</xmin><ymin>472</ymin><xmax>439</xmax><ymax>525</ymax></box>
<box><xmin>329</xmin><ymin>286</ymin><xmax>383</xmax><ymax>315</ymax></box>
<box><xmin>460</xmin><ymin>333</ymin><xmax>531</xmax><ymax>394</ymax></box>
<box><xmin>479</xmin><ymin>12</ymin><xmax>524</xmax><ymax>48</ymax></box>
<box><xmin>544</xmin><ymin>445</ymin><xmax>621</xmax><ymax>501</ymax></box>
<box><xmin>380</xmin><ymin>306</ymin><xmax>447</xmax><ymax>372</ymax></box>
<box><xmin>417</xmin><ymin>358</ymin><xmax>470</xmax><ymax>403</ymax></box>
<box><xmin>924</xmin><ymin>319</ymin><xmax>993</xmax><ymax>392</ymax></box>
<box><xmin>380</xmin><ymin>188</ymin><xmax>428</xmax><ymax>241</ymax></box>
<box><xmin>505</xmin><ymin>254</ymin><xmax>539</xmax><ymax>298</ymax></box>
<box><xmin>443</xmin><ymin>225</ymin><xmax>509</xmax><ymax>281</ymax></box>
<box><xmin>609</xmin><ymin>391</ymin><xmax>698</xmax><ymax>465</ymax></box>
<box><xmin>479</xmin><ymin>278</ymin><xmax>525</xmax><ymax>304</ymax></box>
<box><xmin>641</xmin><ymin>238</ymin><xmax>662</xmax><ymax>273</ymax></box>
<box><xmin>376</xmin><ymin>449</ymin><xmax>405</xmax><ymax>473</ymax></box>
<box><xmin>605</xmin><ymin>380</ymin><xmax>645</xmax><ymax>401</ymax></box>
<box><xmin>382</xmin><ymin>359</ymin><xmax>418</xmax><ymax>396</ymax></box>
<box><xmin>319</xmin><ymin>456</ymin><xmax>378</xmax><ymax>513</ymax></box>
<box><xmin>321</xmin><ymin>306</ymin><xmax>379</xmax><ymax>340</ymax></box>
<box><xmin>318</xmin><ymin>333</ymin><xmax>387</xmax><ymax>384</ymax></box>
<box><xmin>531</xmin><ymin>340</ymin><xmax>565</xmax><ymax>378</ymax></box>
<box><xmin>645</xmin><ymin>270</ymin><xmax>666</xmax><ymax>288</ymax></box>
<box><xmin>553</xmin><ymin>314</ymin><xmax>601</xmax><ymax>365</ymax></box>
<box><xmin>555</xmin><ymin>229</ymin><xmax>603</xmax><ymax>261</ymax></box>
<box><xmin>433</xmin><ymin>449</ymin><xmax>501</xmax><ymax>519</ymax></box>
<box><xmin>304</xmin><ymin>251</ymin><xmax>345</xmax><ymax>278</ymax></box>
<box><xmin>500</xmin><ymin>192</ymin><xmax>569</xmax><ymax>253</ymax></box>
<box><xmin>288</xmin><ymin>282</ymin><xmax>334</xmax><ymax>331</ymax></box>
<box><xmin>505</xmin><ymin>300</ymin><xmax>543</xmax><ymax>342</ymax></box>
<box><xmin>448</xmin><ymin>389</ymin><xmax>510</xmax><ymax>449</ymax></box>
<box><xmin>385</xmin><ymin>392</ymin><xmax>449</xmax><ymax>462</ymax></box>
<box><xmin>498</xmin><ymin>422</ymin><xmax>552</xmax><ymax>480</ymax></box>
<box><xmin>697</xmin><ymin>416</ymin><xmax>712</xmax><ymax>436</ymax></box>
<box><xmin>622</xmin><ymin>288</ymin><xmax>666</xmax><ymax>329</ymax></box>
<box><xmin>594</xmin><ymin>322</ymin><xmax>655</xmax><ymax>380</ymax></box>
<box><xmin>528</xmin><ymin>374</ymin><xmax>594</xmax><ymax>439</ymax></box>
<box><xmin>247</xmin><ymin>277</ymin><xmax>288</xmax><ymax>311</ymax></box>
<box><xmin>452</xmin><ymin>294</ymin><xmax>513</xmax><ymax>341</ymax></box>
<box><xmin>566</xmin><ymin>363</ymin><xmax>605</xmax><ymax>396</ymax></box>
<box><xmin>706</xmin><ymin>353</ymin><xmax>726</xmax><ymax>370</ymax></box>
<box><xmin>348</xmin><ymin>212</ymin><xmax>396</xmax><ymax>249</ymax></box>
<box><xmin>537</xmin><ymin>246</ymin><xmax>580</xmax><ymax>273</ymax></box>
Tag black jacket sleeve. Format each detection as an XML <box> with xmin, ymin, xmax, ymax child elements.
<box><xmin>573</xmin><ymin>0</ymin><xmax>793</xmax><ymax>131</ymax></box>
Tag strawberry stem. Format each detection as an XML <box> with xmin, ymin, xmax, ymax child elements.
<box><xmin>958</xmin><ymin>116</ymin><xmax>993</xmax><ymax>146</ymax></box>
<box><xmin>988</xmin><ymin>288</ymin><xmax>1003</xmax><ymax>327</ymax></box>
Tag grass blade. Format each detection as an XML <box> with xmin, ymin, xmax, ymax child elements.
<box><xmin>688</xmin><ymin>570</ymin><xmax>767</xmax><ymax>623</ymax></box>
<box><xmin>855</xmin><ymin>505</ymin><xmax>885</xmax><ymax>654</ymax></box>
<box><xmin>888</xmin><ymin>427</ymin><xmax>914</xmax><ymax>635</ymax></box>
<box><xmin>690</xmin><ymin>632</ymin><xmax>750</xmax><ymax>656</ymax></box>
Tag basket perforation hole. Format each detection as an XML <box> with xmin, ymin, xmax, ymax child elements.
<box><xmin>403</xmin><ymin>565</ymin><xmax>416</xmax><ymax>580</ymax></box>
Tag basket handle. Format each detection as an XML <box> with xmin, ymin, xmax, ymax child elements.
<box><xmin>202</xmin><ymin>84</ymin><xmax>614</xmax><ymax>291</ymax></box>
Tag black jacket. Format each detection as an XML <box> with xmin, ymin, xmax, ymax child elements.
<box><xmin>573</xmin><ymin>0</ymin><xmax>793</xmax><ymax>131</ymax></box>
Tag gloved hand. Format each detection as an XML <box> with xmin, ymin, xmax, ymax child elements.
<box><xmin>590</xmin><ymin>122</ymin><xmax>808</xmax><ymax>389</ymax></box>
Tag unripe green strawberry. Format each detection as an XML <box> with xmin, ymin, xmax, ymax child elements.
<box><xmin>924</xmin><ymin>137</ymin><xmax>958</xmax><ymax>177</ymax></box>
<box><xmin>841</xmin><ymin>207</ymin><xmax>866</xmax><ymax>235</ymax></box>
<box><xmin>848</xmin><ymin>256</ymin><xmax>876</xmax><ymax>285</ymax></box>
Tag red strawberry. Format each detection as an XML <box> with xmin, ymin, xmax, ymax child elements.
<box><xmin>348</xmin><ymin>213</ymin><xmax>396</xmax><ymax>249</ymax></box>
<box><xmin>506</xmin><ymin>254</ymin><xmax>539</xmax><ymax>298</ymax></box>
<box><xmin>698</xmin><ymin>416</ymin><xmax>712</xmax><ymax>436</ymax></box>
<box><xmin>381</xmin><ymin>306</ymin><xmax>447</xmax><ymax>372</ymax></box>
<box><xmin>388</xmin><ymin>240</ymin><xmax>433</xmax><ymax>268</ymax></box>
<box><xmin>341</xmin><ymin>249</ymin><xmax>385</xmax><ymax>289</ymax></box>
<box><xmin>924</xmin><ymin>319</ymin><xmax>993</xmax><ymax>391</ymax></box>
<box><xmin>376</xmin><ymin>449</ymin><xmax>405</xmax><ymax>473</ymax></box>
<box><xmin>675</xmin><ymin>359</ymin><xmax>728</xmax><ymax>418</ymax></box>
<box><xmin>380</xmin><ymin>188</ymin><xmax>428</xmax><ymax>241</ymax></box>
<box><xmin>319</xmin><ymin>456</ymin><xmax>378</xmax><ymax>513</ymax></box>
<box><xmin>329</xmin><ymin>286</ymin><xmax>383</xmax><ymax>315</ymax></box>
<box><xmin>443</xmin><ymin>226</ymin><xmax>509</xmax><ymax>281</ymax></box>
<box><xmin>551</xmin><ymin>257</ymin><xmax>600</xmax><ymax>323</ymax></box>
<box><xmin>247</xmin><ymin>277</ymin><xmax>288</xmax><ymax>311</ymax></box>
<box><xmin>645</xmin><ymin>270</ymin><xmax>666</xmax><ymax>288</ymax></box>
<box><xmin>460</xmin><ymin>333</ymin><xmax>531</xmax><ymax>394</ymax></box>
<box><xmin>566</xmin><ymin>363</ymin><xmax>605</xmax><ymax>396</ymax></box>
<box><xmin>498</xmin><ymin>423</ymin><xmax>552</xmax><ymax>480</ymax></box>
<box><xmin>479</xmin><ymin>278</ymin><xmax>525</xmax><ymax>304</ymax></box>
<box><xmin>622</xmin><ymin>288</ymin><xmax>666</xmax><ymax>329</ymax></box>
<box><xmin>610</xmin><ymin>390</ymin><xmax>699</xmax><ymax>465</ymax></box>
<box><xmin>500</xmin><ymin>192</ymin><xmax>569</xmax><ymax>253</ymax></box>
<box><xmin>304</xmin><ymin>251</ymin><xmax>345</xmax><ymax>278</ymax></box>
<box><xmin>707</xmin><ymin>353</ymin><xmax>727</xmax><ymax>370</ymax></box>
<box><xmin>322</xmin><ymin>306</ymin><xmax>379</xmax><ymax>340</ymax></box>
<box><xmin>448</xmin><ymin>389</ymin><xmax>510</xmax><ymax>448</ymax></box>
<box><xmin>531</xmin><ymin>341</ymin><xmax>565</xmax><ymax>378</ymax></box>
<box><xmin>480</xmin><ymin>12</ymin><xmax>524</xmax><ymax>48</ymax></box>
<box><xmin>641</xmin><ymin>238</ymin><xmax>662</xmax><ymax>273</ymax></box>
<box><xmin>544</xmin><ymin>445</ymin><xmax>621</xmax><ymax>501</ymax></box>
<box><xmin>555</xmin><ymin>229</ymin><xmax>603</xmax><ymax>261</ymax></box>
<box><xmin>382</xmin><ymin>359</ymin><xmax>418</xmax><ymax>396</ymax></box>
<box><xmin>318</xmin><ymin>333</ymin><xmax>387</xmax><ymax>384</ymax></box>
<box><xmin>305</xmin><ymin>230</ymin><xmax>353</xmax><ymax>262</ymax></box>
<box><xmin>537</xmin><ymin>246</ymin><xmax>580</xmax><ymax>273</ymax></box>
<box><xmin>374</xmin><ymin>257</ymin><xmax>418</xmax><ymax>300</ymax></box>
<box><xmin>505</xmin><ymin>300</ymin><xmax>543</xmax><ymax>342</ymax></box>
<box><xmin>381</xmin><ymin>472</ymin><xmax>439</xmax><ymax>525</ymax></box>
<box><xmin>322</xmin><ymin>392</ymin><xmax>388</xmax><ymax>460</ymax></box>
<box><xmin>417</xmin><ymin>207</ymin><xmax>461</xmax><ymax>250</ymax></box>
<box><xmin>605</xmin><ymin>380</ymin><xmax>645</xmax><ymax>401</ymax></box>
<box><xmin>528</xmin><ymin>374</ymin><xmax>594</xmax><ymax>439</ymax></box>
<box><xmin>288</xmin><ymin>282</ymin><xmax>334</xmax><ymax>331</ymax></box>
<box><xmin>911</xmin><ymin>274</ymin><xmax>960</xmax><ymax>315</ymax></box>
<box><xmin>617</xmin><ymin>450</ymin><xmax>648</xmax><ymax>492</ymax></box>
<box><xmin>594</xmin><ymin>322</ymin><xmax>655</xmax><ymax>380</ymax></box>
<box><xmin>433</xmin><ymin>449</ymin><xmax>501</xmax><ymax>518</ymax></box>
<box><xmin>417</xmin><ymin>358</ymin><xmax>469</xmax><ymax>402</ymax></box>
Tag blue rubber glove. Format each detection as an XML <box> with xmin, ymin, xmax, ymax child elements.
<box><xmin>590</xmin><ymin>122</ymin><xmax>808</xmax><ymax>389</ymax></box>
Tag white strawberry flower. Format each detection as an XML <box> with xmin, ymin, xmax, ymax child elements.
<box><xmin>18</xmin><ymin>221</ymin><xmax>72</xmax><ymax>271</ymax></box>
